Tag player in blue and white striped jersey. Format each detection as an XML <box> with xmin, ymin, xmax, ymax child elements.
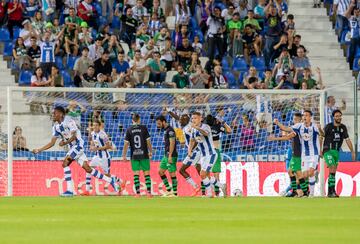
<box><xmin>188</xmin><ymin>112</ymin><xmax>227</xmax><ymax>197</ymax></box>
<box><xmin>32</xmin><ymin>106</ymin><xmax>119</xmax><ymax>197</ymax></box>
<box><xmin>291</xmin><ymin>110</ymin><xmax>324</xmax><ymax>196</ymax></box>
<box><xmin>178</xmin><ymin>114</ymin><xmax>202</xmax><ymax>196</ymax></box>
<box><xmin>82</xmin><ymin>120</ymin><xmax>124</xmax><ymax>196</ymax></box>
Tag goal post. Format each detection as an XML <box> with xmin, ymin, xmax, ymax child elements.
<box><xmin>3</xmin><ymin>86</ymin><xmax>326</xmax><ymax>197</ymax></box>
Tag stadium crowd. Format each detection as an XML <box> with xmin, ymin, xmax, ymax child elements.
<box><xmin>0</xmin><ymin>0</ymin><xmax>327</xmax><ymax>90</ymax></box>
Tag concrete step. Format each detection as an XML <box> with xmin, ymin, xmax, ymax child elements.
<box><xmin>297</xmin><ymin>32</ymin><xmax>338</xmax><ymax>43</ymax></box>
<box><xmin>295</xmin><ymin>22</ymin><xmax>333</xmax><ymax>31</ymax></box>
<box><xmin>301</xmin><ymin>41</ymin><xmax>340</xmax><ymax>49</ymax></box>
<box><xmin>290</xmin><ymin>8</ymin><xmax>328</xmax><ymax>16</ymax></box>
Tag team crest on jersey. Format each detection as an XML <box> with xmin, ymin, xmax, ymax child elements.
<box><xmin>302</xmin><ymin>133</ymin><xmax>311</xmax><ymax>141</ymax></box>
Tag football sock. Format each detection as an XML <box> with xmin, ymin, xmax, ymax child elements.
<box><xmin>202</xmin><ymin>177</ymin><xmax>212</xmax><ymax>195</ymax></box>
<box><xmin>91</xmin><ymin>169</ymin><xmax>112</xmax><ymax>183</ymax></box>
<box><xmin>328</xmin><ymin>173</ymin><xmax>336</xmax><ymax>194</ymax></box>
<box><xmin>210</xmin><ymin>176</ymin><xmax>221</xmax><ymax>187</ymax></box>
<box><xmin>145</xmin><ymin>175</ymin><xmax>151</xmax><ymax>194</ymax></box>
<box><xmin>201</xmin><ymin>182</ymin><xmax>206</xmax><ymax>195</ymax></box>
<box><xmin>161</xmin><ymin>175</ymin><xmax>171</xmax><ymax>192</ymax></box>
<box><xmin>85</xmin><ymin>173</ymin><xmax>91</xmax><ymax>191</ymax></box>
<box><xmin>186</xmin><ymin>177</ymin><xmax>197</xmax><ymax>188</ymax></box>
<box><xmin>171</xmin><ymin>176</ymin><xmax>178</xmax><ymax>196</ymax></box>
<box><xmin>290</xmin><ymin>176</ymin><xmax>297</xmax><ymax>192</ymax></box>
<box><xmin>63</xmin><ymin>166</ymin><xmax>74</xmax><ymax>193</ymax></box>
<box><xmin>309</xmin><ymin>176</ymin><xmax>316</xmax><ymax>195</ymax></box>
<box><xmin>134</xmin><ymin>175</ymin><xmax>140</xmax><ymax>194</ymax></box>
<box><xmin>299</xmin><ymin>178</ymin><xmax>308</xmax><ymax>195</ymax></box>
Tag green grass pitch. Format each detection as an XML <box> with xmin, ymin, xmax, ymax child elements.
<box><xmin>0</xmin><ymin>197</ymin><xmax>359</xmax><ymax>243</ymax></box>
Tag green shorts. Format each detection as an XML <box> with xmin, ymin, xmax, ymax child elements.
<box><xmin>131</xmin><ymin>159</ymin><xmax>150</xmax><ymax>171</ymax></box>
<box><xmin>290</xmin><ymin>156</ymin><xmax>302</xmax><ymax>172</ymax></box>
<box><xmin>324</xmin><ymin>150</ymin><xmax>339</xmax><ymax>167</ymax></box>
<box><xmin>212</xmin><ymin>149</ymin><xmax>222</xmax><ymax>173</ymax></box>
<box><xmin>160</xmin><ymin>156</ymin><xmax>177</xmax><ymax>173</ymax></box>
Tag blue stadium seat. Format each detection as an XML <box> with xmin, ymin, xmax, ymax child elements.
<box><xmin>61</xmin><ymin>70</ymin><xmax>73</xmax><ymax>87</ymax></box>
<box><xmin>353</xmin><ymin>58</ymin><xmax>360</xmax><ymax>71</ymax></box>
<box><xmin>3</xmin><ymin>41</ymin><xmax>13</xmax><ymax>57</ymax></box>
<box><xmin>238</xmin><ymin>72</ymin><xmax>245</xmax><ymax>84</ymax></box>
<box><xmin>18</xmin><ymin>70</ymin><xmax>32</xmax><ymax>86</ymax></box>
<box><xmin>221</xmin><ymin>58</ymin><xmax>230</xmax><ymax>72</ymax></box>
<box><xmin>66</xmin><ymin>55</ymin><xmax>78</xmax><ymax>70</ymax></box>
<box><xmin>251</xmin><ymin>56</ymin><xmax>266</xmax><ymax>71</ymax></box>
<box><xmin>98</xmin><ymin>16</ymin><xmax>108</xmax><ymax>27</ymax></box>
<box><xmin>0</xmin><ymin>28</ymin><xmax>10</xmax><ymax>42</ymax></box>
<box><xmin>112</xmin><ymin>17</ymin><xmax>121</xmax><ymax>29</ymax></box>
<box><xmin>192</xmin><ymin>29</ymin><xmax>204</xmax><ymax>43</ymax></box>
<box><xmin>355</xmin><ymin>46</ymin><xmax>360</xmax><ymax>58</ymax></box>
<box><xmin>232</xmin><ymin>57</ymin><xmax>248</xmax><ymax>71</ymax></box>
<box><xmin>11</xmin><ymin>58</ymin><xmax>20</xmax><ymax>71</ymax></box>
<box><xmin>224</xmin><ymin>71</ymin><xmax>237</xmax><ymax>86</ymax></box>
<box><xmin>94</xmin><ymin>3</ymin><xmax>102</xmax><ymax>16</ymax></box>
<box><xmin>55</xmin><ymin>56</ymin><xmax>65</xmax><ymax>70</ymax></box>
<box><xmin>13</xmin><ymin>27</ymin><xmax>20</xmax><ymax>39</ymax></box>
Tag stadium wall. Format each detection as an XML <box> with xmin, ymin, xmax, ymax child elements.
<box><xmin>1</xmin><ymin>161</ymin><xmax>359</xmax><ymax>197</ymax></box>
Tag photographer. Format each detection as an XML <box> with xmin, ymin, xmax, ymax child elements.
<box><xmin>205</xmin><ymin>2</ymin><xmax>226</xmax><ymax>60</ymax></box>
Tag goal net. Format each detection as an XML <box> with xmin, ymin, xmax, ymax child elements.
<box><xmin>2</xmin><ymin>87</ymin><xmax>325</xmax><ymax>197</ymax></box>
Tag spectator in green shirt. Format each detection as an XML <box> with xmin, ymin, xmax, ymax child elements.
<box><xmin>147</xmin><ymin>51</ymin><xmax>166</xmax><ymax>87</ymax></box>
<box><xmin>243</xmin><ymin>10</ymin><xmax>261</xmax><ymax>32</ymax></box>
<box><xmin>171</xmin><ymin>65</ymin><xmax>190</xmax><ymax>88</ymax></box>
<box><xmin>227</xmin><ymin>13</ymin><xmax>244</xmax><ymax>58</ymax></box>
<box><xmin>294</xmin><ymin>67</ymin><xmax>324</xmax><ymax>90</ymax></box>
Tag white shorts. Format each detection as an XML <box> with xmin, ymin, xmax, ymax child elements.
<box><xmin>90</xmin><ymin>156</ymin><xmax>111</xmax><ymax>174</ymax></box>
<box><xmin>302</xmin><ymin>155</ymin><xmax>319</xmax><ymax>171</ymax></box>
<box><xmin>183</xmin><ymin>150</ymin><xmax>201</xmax><ymax>166</ymax></box>
<box><xmin>200</xmin><ymin>153</ymin><xmax>218</xmax><ymax>172</ymax></box>
<box><xmin>67</xmin><ymin>145</ymin><xmax>88</xmax><ymax>167</ymax></box>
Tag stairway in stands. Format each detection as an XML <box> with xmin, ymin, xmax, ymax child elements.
<box><xmin>289</xmin><ymin>0</ymin><xmax>358</xmax><ymax>141</ymax></box>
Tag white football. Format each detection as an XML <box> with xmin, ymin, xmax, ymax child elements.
<box><xmin>233</xmin><ymin>189</ymin><xmax>243</xmax><ymax>197</ymax></box>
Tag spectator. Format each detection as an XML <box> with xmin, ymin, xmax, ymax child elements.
<box><xmin>130</xmin><ymin>49</ymin><xmax>148</xmax><ymax>84</ymax></box>
<box><xmin>13</xmin><ymin>37</ymin><xmax>31</xmax><ymax>70</ymax></box>
<box><xmin>273</xmin><ymin>47</ymin><xmax>293</xmax><ymax>79</ymax></box>
<box><xmin>333</xmin><ymin>0</ymin><xmax>351</xmax><ymax>42</ymax></box>
<box><xmin>31</xmin><ymin>67</ymin><xmax>51</xmax><ymax>86</ymax></box>
<box><xmin>0</xmin><ymin>0</ymin><xmax>6</xmax><ymax>27</ymax></box>
<box><xmin>283</xmin><ymin>14</ymin><xmax>295</xmax><ymax>41</ymax></box>
<box><xmin>222</xmin><ymin>3</ymin><xmax>236</xmax><ymax>22</ymax></box>
<box><xmin>64</xmin><ymin>7</ymin><xmax>82</xmax><ymax>55</ymax></box>
<box><xmin>186</xmin><ymin>51</ymin><xmax>201</xmax><ymax>73</ymax></box>
<box><xmin>113</xmin><ymin>52</ymin><xmax>130</xmax><ymax>75</ymax></box>
<box><xmin>149</xmin><ymin>0</ymin><xmax>164</xmax><ymax>19</ymax></box>
<box><xmin>149</xmin><ymin>12</ymin><xmax>161</xmax><ymax>37</ymax></box>
<box><xmin>41</xmin><ymin>0</ymin><xmax>56</xmax><ymax>21</ymax></box>
<box><xmin>39</xmin><ymin>30</ymin><xmax>64</xmax><ymax>77</ymax></box>
<box><xmin>271</xmin><ymin>33</ymin><xmax>288</xmax><ymax>64</ymax></box>
<box><xmin>288</xmin><ymin>34</ymin><xmax>307</xmax><ymax>58</ymax></box>
<box><xmin>210</xmin><ymin>65</ymin><xmax>228</xmax><ymax>89</ymax></box>
<box><xmin>32</xmin><ymin>11</ymin><xmax>45</xmax><ymax>35</ymax></box>
<box><xmin>325</xmin><ymin>96</ymin><xmax>347</xmax><ymax>124</ymax></box>
<box><xmin>205</xmin><ymin>4</ymin><xmax>226</xmax><ymax>60</ymax></box>
<box><xmin>346</xmin><ymin>2</ymin><xmax>359</xmax><ymax>70</ymax></box>
<box><xmin>147</xmin><ymin>51</ymin><xmax>166</xmax><ymax>86</ymax></box>
<box><xmin>65</xmin><ymin>100</ymin><xmax>86</xmax><ymax>128</ymax></box>
<box><xmin>74</xmin><ymin>47</ymin><xmax>93</xmax><ymax>87</ymax></box>
<box><xmin>27</xmin><ymin>36</ymin><xmax>41</xmax><ymax>68</ymax></box>
<box><xmin>136</xmin><ymin>24</ymin><xmax>151</xmax><ymax>47</ymax></box>
<box><xmin>242</xmin><ymin>24</ymin><xmax>261</xmax><ymax>65</ymax></box>
<box><xmin>173</xmin><ymin>24</ymin><xmax>189</xmax><ymax>49</ymax></box>
<box><xmin>132</xmin><ymin>0</ymin><xmax>148</xmax><ymax>22</ymax></box>
<box><xmin>176</xmin><ymin>37</ymin><xmax>193</xmax><ymax>67</ymax></box>
<box><xmin>88</xmin><ymin>38</ymin><xmax>104</xmax><ymax>61</ymax></box>
<box><xmin>141</xmin><ymin>38</ymin><xmax>158</xmax><ymax>60</ymax></box>
<box><xmin>264</xmin><ymin>0</ymin><xmax>283</xmax><ymax>68</ymax></box>
<box><xmin>175</xmin><ymin>0</ymin><xmax>191</xmax><ymax>27</ymax></box>
<box><xmin>239</xmin><ymin>114</ymin><xmax>255</xmax><ymax>151</ymax></box>
<box><xmin>190</xmin><ymin>64</ymin><xmax>210</xmax><ymax>88</ymax></box>
<box><xmin>102</xmin><ymin>0</ymin><xmax>114</xmax><ymax>23</ymax></box>
<box><xmin>20</xmin><ymin>19</ymin><xmax>38</xmax><ymax>47</ymax></box>
<box><xmin>81</xmin><ymin>65</ymin><xmax>97</xmax><ymax>85</ymax></box>
<box><xmin>160</xmin><ymin>37</ymin><xmax>176</xmax><ymax>71</ymax></box>
<box><xmin>117</xmin><ymin>72</ymin><xmax>137</xmax><ymax>88</ymax></box>
<box><xmin>13</xmin><ymin>126</ymin><xmax>29</xmax><ymax>151</ymax></box>
<box><xmin>104</xmin><ymin>35</ymin><xmax>123</xmax><ymax>63</ymax></box>
<box><xmin>243</xmin><ymin>10</ymin><xmax>261</xmax><ymax>31</ymax></box>
<box><xmin>119</xmin><ymin>7</ymin><xmax>138</xmax><ymax>47</ymax></box>
<box><xmin>94</xmin><ymin>50</ymin><xmax>113</xmax><ymax>81</ymax></box>
<box><xmin>154</xmin><ymin>26</ymin><xmax>169</xmax><ymax>49</ymax></box>
<box><xmin>292</xmin><ymin>46</ymin><xmax>311</xmax><ymax>78</ymax></box>
<box><xmin>227</xmin><ymin>13</ymin><xmax>243</xmax><ymax>58</ymax></box>
<box><xmin>192</xmin><ymin>35</ymin><xmax>203</xmax><ymax>55</ymax></box>
<box><xmin>63</xmin><ymin>0</ymin><xmax>79</xmax><ymax>18</ymax></box>
<box><xmin>7</xmin><ymin>0</ymin><xmax>25</xmax><ymax>39</ymax></box>
<box><xmin>78</xmin><ymin>0</ymin><xmax>97</xmax><ymax>28</ymax></box>
<box><xmin>254</xmin><ymin>0</ymin><xmax>266</xmax><ymax>27</ymax></box>
<box><xmin>204</xmin><ymin>55</ymin><xmax>221</xmax><ymax>75</ymax></box>
<box><xmin>294</xmin><ymin>67</ymin><xmax>324</xmax><ymax>90</ymax></box>
<box><xmin>48</xmin><ymin>65</ymin><xmax>63</xmax><ymax>87</ymax></box>
<box><xmin>78</xmin><ymin>21</ymin><xmax>93</xmax><ymax>50</ymax></box>
<box><xmin>170</xmin><ymin>64</ymin><xmax>189</xmax><ymax>88</ymax></box>
<box><xmin>244</xmin><ymin>66</ymin><xmax>261</xmax><ymax>89</ymax></box>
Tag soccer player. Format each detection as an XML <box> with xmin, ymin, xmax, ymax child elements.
<box><xmin>32</xmin><ymin>106</ymin><xmax>119</xmax><ymax>196</ymax></box>
<box><xmin>292</xmin><ymin>110</ymin><xmax>324</xmax><ymax>197</ymax></box>
<box><xmin>188</xmin><ymin>112</ymin><xmax>227</xmax><ymax>197</ymax></box>
<box><xmin>82</xmin><ymin>120</ymin><xmax>124</xmax><ymax>196</ymax></box>
<box><xmin>178</xmin><ymin>114</ymin><xmax>202</xmax><ymax>195</ymax></box>
<box><xmin>156</xmin><ymin>115</ymin><xmax>178</xmax><ymax>196</ymax></box>
<box><xmin>122</xmin><ymin>113</ymin><xmax>153</xmax><ymax>197</ymax></box>
<box><xmin>205</xmin><ymin>114</ymin><xmax>231</xmax><ymax>197</ymax></box>
<box><xmin>269</xmin><ymin>112</ymin><xmax>308</xmax><ymax>197</ymax></box>
<box><xmin>323</xmin><ymin>109</ymin><xmax>355</xmax><ymax>198</ymax></box>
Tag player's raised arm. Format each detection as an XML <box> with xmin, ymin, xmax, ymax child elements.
<box><xmin>268</xmin><ymin>131</ymin><xmax>296</xmax><ymax>141</ymax></box>
<box><xmin>32</xmin><ymin>136</ymin><xmax>57</xmax><ymax>154</ymax></box>
<box><xmin>274</xmin><ymin>119</ymin><xmax>293</xmax><ymax>132</ymax></box>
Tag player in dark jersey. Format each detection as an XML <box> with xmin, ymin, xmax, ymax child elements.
<box><xmin>156</xmin><ymin>115</ymin><xmax>178</xmax><ymax>196</ymax></box>
<box><xmin>323</xmin><ymin>109</ymin><xmax>355</xmax><ymax>198</ymax></box>
<box><xmin>122</xmin><ymin>113</ymin><xmax>153</xmax><ymax>197</ymax></box>
<box><xmin>205</xmin><ymin>114</ymin><xmax>232</xmax><ymax>196</ymax></box>
<box><xmin>268</xmin><ymin>113</ymin><xmax>309</xmax><ymax>197</ymax></box>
